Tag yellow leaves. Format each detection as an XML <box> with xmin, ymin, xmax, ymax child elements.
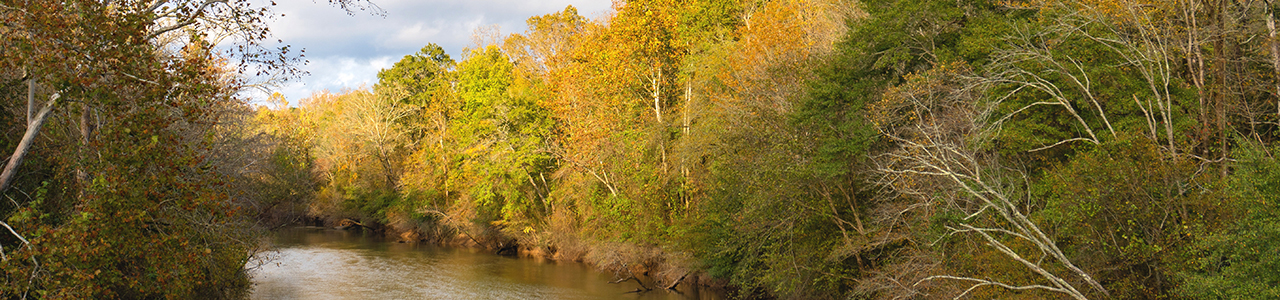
<box><xmin>461</xmin><ymin>144</ymin><xmax>489</xmax><ymax>156</ymax></box>
<box><xmin>707</xmin><ymin>0</ymin><xmax>847</xmax><ymax>118</ymax></box>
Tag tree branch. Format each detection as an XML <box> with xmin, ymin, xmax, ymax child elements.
<box><xmin>916</xmin><ymin>275</ymin><xmax>1067</xmax><ymax>299</ymax></box>
<box><xmin>1028</xmin><ymin>137</ymin><xmax>1096</xmax><ymax>152</ymax></box>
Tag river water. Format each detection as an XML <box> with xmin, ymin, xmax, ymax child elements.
<box><xmin>249</xmin><ymin>227</ymin><xmax>723</xmax><ymax>300</ymax></box>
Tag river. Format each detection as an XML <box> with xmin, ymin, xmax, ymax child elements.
<box><xmin>249</xmin><ymin>227</ymin><xmax>724</xmax><ymax>300</ymax></box>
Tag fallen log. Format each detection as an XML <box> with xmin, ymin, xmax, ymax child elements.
<box><xmin>665</xmin><ymin>273</ymin><xmax>688</xmax><ymax>290</ymax></box>
<box><xmin>335</xmin><ymin>219</ymin><xmax>366</xmax><ymax>230</ymax></box>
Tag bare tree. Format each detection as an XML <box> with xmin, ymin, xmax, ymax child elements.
<box><xmin>978</xmin><ymin>1</ymin><xmax>1190</xmax><ymax>157</ymax></box>
<box><xmin>870</xmin><ymin>64</ymin><xmax>1109</xmax><ymax>299</ymax></box>
<box><xmin>343</xmin><ymin>91</ymin><xmax>413</xmax><ymax>190</ymax></box>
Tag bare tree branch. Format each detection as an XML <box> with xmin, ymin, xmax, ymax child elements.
<box><xmin>872</xmin><ymin>63</ymin><xmax>1108</xmax><ymax>298</ymax></box>
<box><xmin>916</xmin><ymin>275</ymin><xmax>1067</xmax><ymax>299</ymax></box>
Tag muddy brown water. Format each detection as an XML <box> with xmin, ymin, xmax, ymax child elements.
<box><xmin>249</xmin><ymin>227</ymin><xmax>724</xmax><ymax>300</ymax></box>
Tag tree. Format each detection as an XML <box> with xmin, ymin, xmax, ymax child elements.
<box><xmin>0</xmin><ymin>29</ymin><xmax>261</xmax><ymax>299</ymax></box>
<box><xmin>376</xmin><ymin>43</ymin><xmax>454</xmax><ymax>107</ymax></box>
<box><xmin>451</xmin><ymin>45</ymin><xmax>555</xmax><ymax>230</ymax></box>
<box><xmin>683</xmin><ymin>0</ymin><xmax>878</xmax><ymax>297</ymax></box>
<box><xmin>871</xmin><ymin>63</ymin><xmax>1108</xmax><ymax>299</ymax></box>
<box><xmin>297</xmin><ymin>89</ymin><xmax>408</xmax><ymax>223</ymax></box>
<box><xmin>503</xmin><ymin>6</ymin><xmax>587</xmax><ymax>78</ymax></box>
<box><xmin>344</xmin><ymin>91</ymin><xmax>413</xmax><ymax>190</ymax></box>
<box><xmin>377</xmin><ymin>44</ymin><xmax>458</xmax><ymax>224</ymax></box>
<box><xmin>1</xmin><ymin>0</ymin><xmax>378</xmax><ymax>192</ymax></box>
<box><xmin>0</xmin><ymin>0</ymin><xmax>374</xmax><ymax>297</ymax></box>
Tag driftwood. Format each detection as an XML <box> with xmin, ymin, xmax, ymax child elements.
<box><xmin>611</xmin><ymin>275</ymin><xmax>652</xmax><ymax>293</ymax></box>
<box><xmin>609</xmin><ymin>262</ymin><xmax>653</xmax><ymax>293</ymax></box>
<box><xmin>665</xmin><ymin>273</ymin><xmax>688</xmax><ymax>290</ymax></box>
<box><xmin>334</xmin><ymin>219</ymin><xmax>366</xmax><ymax>230</ymax></box>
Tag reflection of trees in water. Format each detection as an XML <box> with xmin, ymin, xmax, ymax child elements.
<box><xmin>253</xmin><ymin>228</ymin><xmax>722</xmax><ymax>300</ymax></box>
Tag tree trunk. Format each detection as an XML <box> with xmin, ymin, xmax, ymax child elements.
<box><xmin>682</xmin><ymin>82</ymin><xmax>691</xmax><ymax>210</ymax></box>
<box><xmin>1268</xmin><ymin>12</ymin><xmax>1280</xmax><ymax>117</ymax></box>
<box><xmin>26</xmin><ymin>79</ymin><xmax>35</xmax><ymax>124</ymax></box>
<box><xmin>585</xmin><ymin>167</ymin><xmax>618</xmax><ymax>197</ymax></box>
<box><xmin>652</xmin><ymin>67</ymin><xmax>663</xmax><ymax>124</ymax></box>
<box><xmin>0</xmin><ymin>94</ymin><xmax>60</xmax><ymax>194</ymax></box>
<box><xmin>376</xmin><ymin>149</ymin><xmax>397</xmax><ymax>190</ymax></box>
<box><xmin>1216</xmin><ymin>0</ymin><xmax>1229</xmax><ymax>177</ymax></box>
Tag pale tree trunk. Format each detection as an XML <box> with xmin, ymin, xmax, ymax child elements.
<box><xmin>1268</xmin><ymin>12</ymin><xmax>1280</xmax><ymax>117</ymax></box>
<box><xmin>79</xmin><ymin>103</ymin><xmax>92</xmax><ymax>145</ymax></box>
<box><xmin>583</xmin><ymin>166</ymin><xmax>618</xmax><ymax>197</ymax></box>
<box><xmin>1185</xmin><ymin>1</ymin><xmax>1208</xmax><ymax>128</ymax></box>
<box><xmin>439</xmin><ymin>129</ymin><xmax>449</xmax><ymax>201</ymax></box>
<box><xmin>0</xmin><ymin>91</ymin><xmax>60</xmax><ymax>194</ymax></box>
<box><xmin>652</xmin><ymin>67</ymin><xmax>663</xmax><ymax>124</ymax></box>
<box><xmin>651</xmin><ymin>67</ymin><xmax>668</xmax><ymax>174</ymax></box>
<box><xmin>682</xmin><ymin>82</ymin><xmax>691</xmax><ymax>209</ymax></box>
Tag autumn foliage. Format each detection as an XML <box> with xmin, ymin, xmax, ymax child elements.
<box><xmin>0</xmin><ymin>0</ymin><xmax>364</xmax><ymax>298</ymax></box>
<box><xmin>273</xmin><ymin>0</ymin><xmax>1280</xmax><ymax>298</ymax></box>
<box><xmin>9</xmin><ymin>0</ymin><xmax>1280</xmax><ymax>298</ymax></box>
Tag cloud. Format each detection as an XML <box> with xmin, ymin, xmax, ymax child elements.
<box><xmin>387</xmin><ymin>21</ymin><xmax>445</xmax><ymax>50</ymax></box>
<box><xmin>276</xmin><ymin>55</ymin><xmax>395</xmax><ymax>99</ymax></box>
<box><xmin>245</xmin><ymin>0</ymin><xmax>612</xmax><ymax>105</ymax></box>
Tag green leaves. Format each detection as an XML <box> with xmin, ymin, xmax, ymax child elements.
<box><xmin>377</xmin><ymin>43</ymin><xmax>455</xmax><ymax>106</ymax></box>
<box><xmin>451</xmin><ymin>45</ymin><xmax>555</xmax><ymax>225</ymax></box>
<box><xmin>1179</xmin><ymin>142</ymin><xmax>1280</xmax><ymax>299</ymax></box>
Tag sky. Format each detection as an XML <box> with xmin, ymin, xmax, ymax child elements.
<box><xmin>248</xmin><ymin>0</ymin><xmax>613</xmax><ymax>105</ymax></box>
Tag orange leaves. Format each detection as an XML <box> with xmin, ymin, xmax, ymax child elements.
<box><xmin>711</xmin><ymin>0</ymin><xmax>847</xmax><ymax>116</ymax></box>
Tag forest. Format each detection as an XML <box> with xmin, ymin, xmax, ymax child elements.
<box><xmin>3</xmin><ymin>0</ymin><xmax>1280</xmax><ymax>299</ymax></box>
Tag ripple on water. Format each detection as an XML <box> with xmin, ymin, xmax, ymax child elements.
<box><xmin>249</xmin><ymin>229</ymin><xmax>722</xmax><ymax>300</ymax></box>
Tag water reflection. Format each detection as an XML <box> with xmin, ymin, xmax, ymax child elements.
<box><xmin>250</xmin><ymin>228</ymin><xmax>722</xmax><ymax>300</ymax></box>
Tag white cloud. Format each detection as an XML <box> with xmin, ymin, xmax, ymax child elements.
<box><xmin>387</xmin><ymin>21</ymin><xmax>445</xmax><ymax>50</ymax></box>
<box><xmin>281</xmin><ymin>55</ymin><xmax>395</xmax><ymax>102</ymax></box>
<box><xmin>246</xmin><ymin>0</ymin><xmax>612</xmax><ymax>105</ymax></box>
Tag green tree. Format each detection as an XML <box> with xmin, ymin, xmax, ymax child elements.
<box><xmin>451</xmin><ymin>45</ymin><xmax>555</xmax><ymax>230</ymax></box>
<box><xmin>1179</xmin><ymin>142</ymin><xmax>1280</xmax><ymax>299</ymax></box>
<box><xmin>377</xmin><ymin>43</ymin><xmax>455</xmax><ymax>107</ymax></box>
